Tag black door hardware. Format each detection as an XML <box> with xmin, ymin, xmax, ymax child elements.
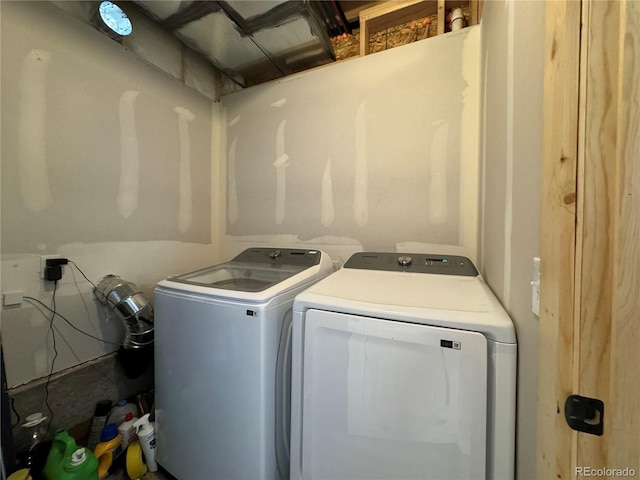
<box><xmin>565</xmin><ymin>394</ymin><xmax>604</xmax><ymax>436</ymax></box>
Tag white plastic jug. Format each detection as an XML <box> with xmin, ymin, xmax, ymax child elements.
<box><xmin>107</xmin><ymin>400</ymin><xmax>138</xmax><ymax>427</ymax></box>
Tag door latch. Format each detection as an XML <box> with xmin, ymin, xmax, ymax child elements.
<box><xmin>565</xmin><ymin>394</ymin><xmax>604</xmax><ymax>436</ymax></box>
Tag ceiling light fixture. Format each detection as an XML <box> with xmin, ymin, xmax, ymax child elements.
<box><xmin>96</xmin><ymin>1</ymin><xmax>132</xmax><ymax>38</ymax></box>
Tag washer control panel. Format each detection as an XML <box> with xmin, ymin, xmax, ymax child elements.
<box><xmin>344</xmin><ymin>252</ymin><xmax>478</xmax><ymax>276</ymax></box>
<box><xmin>233</xmin><ymin>248</ymin><xmax>322</xmax><ymax>267</ymax></box>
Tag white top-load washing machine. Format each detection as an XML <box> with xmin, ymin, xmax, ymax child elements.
<box><xmin>154</xmin><ymin>248</ymin><xmax>333</xmax><ymax>480</ymax></box>
<box><xmin>290</xmin><ymin>252</ymin><xmax>517</xmax><ymax>480</ymax></box>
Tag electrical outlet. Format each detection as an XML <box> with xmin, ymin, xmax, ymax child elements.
<box><xmin>40</xmin><ymin>255</ymin><xmax>61</xmax><ymax>279</ymax></box>
<box><xmin>3</xmin><ymin>291</ymin><xmax>23</xmax><ymax>306</ymax></box>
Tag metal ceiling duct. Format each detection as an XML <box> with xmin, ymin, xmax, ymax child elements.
<box><xmin>133</xmin><ymin>0</ymin><xmax>346</xmax><ymax>87</ymax></box>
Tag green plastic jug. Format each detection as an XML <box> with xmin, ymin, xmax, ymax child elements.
<box><xmin>42</xmin><ymin>429</ymin><xmax>99</xmax><ymax>480</ymax></box>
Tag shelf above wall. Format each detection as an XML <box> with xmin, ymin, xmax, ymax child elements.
<box><xmin>359</xmin><ymin>0</ymin><xmax>478</xmax><ymax>56</ymax></box>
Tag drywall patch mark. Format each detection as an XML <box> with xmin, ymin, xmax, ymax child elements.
<box><xmin>228</xmin><ymin>115</ymin><xmax>240</xmax><ymax>127</ymax></box>
<box><xmin>270</xmin><ymin>98</ymin><xmax>287</xmax><ymax>108</ymax></box>
<box><xmin>321</xmin><ymin>158</ymin><xmax>335</xmax><ymax>227</ymax></box>
<box><xmin>228</xmin><ymin>136</ymin><xmax>239</xmax><ymax>224</ymax></box>
<box><xmin>429</xmin><ymin>120</ymin><xmax>449</xmax><ymax>224</ymax></box>
<box><xmin>18</xmin><ymin>49</ymin><xmax>53</xmax><ymax>212</ymax></box>
<box><xmin>34</xmin><ymin>348</ymin><xmax>48</xmax><ymax>377</ymax></box>
<box><xmin>117</xmin><ymin>90</ymin><xmax>141</xmax><ymax>219</ymax></box>
<box><xmin>273</xmin><ymin>154</ymin><xmax>289</xmax><ymax>167</ymax></box>
<box><xmin>273</xmin><ymin>154</ymin><xmax>289</xmax><ymax>225</ymax></box>
<box><xmin>354</xmin><ymin>100</ymin><xmax>369</xmax><ymax>226</ymax></box>
<box><xmin>273</xmin><ymin>119</ymin><xmax>288</xmax><ymax>224</ymax></box>
<box><xmin>174</xmin><ymin>107</ymin><xmax>195</xmax><ymax>233</ymax></box>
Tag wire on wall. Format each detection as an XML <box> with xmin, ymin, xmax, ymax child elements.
<box><xmin>12</xmin><ymin>260</ymin><xmax>127</xmax><ymax>440</ymax></box>
<box><xmin>43</xmin><ymin>281</ymin><xmax>59</xmax><ymax>435</ymax></box>
<box><xmin>69</xmin><ymin>260</ymin><xmax>96</xmax><ymax>289</ymax></box>
<box><xmin>20</xmin><ymin>257</ymin><xmax>127</xmax><ymax>407</ymax></box>
<box><xmin>22</xmin><ymin>297</ymin><xmax>123</xmax><ymax>348</ymax></box>
<box><xmin>23</xmin><ymin>257</ymin><xmax>119</xmax><ymax>347</ymax></box>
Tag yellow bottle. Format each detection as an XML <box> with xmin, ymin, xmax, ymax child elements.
<box><xmin>93</xmin><ymin>424</ymin><xmax>122</xmax><ymax>479</ymax></box>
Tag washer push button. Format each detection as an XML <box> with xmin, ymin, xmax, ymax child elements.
<box><xmin>397</xmin><ymin>256</ymin><xmax>412</xmax><ymax>267</ymax></box>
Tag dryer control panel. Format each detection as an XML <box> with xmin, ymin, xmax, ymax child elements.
<box><xmin>344</xmin><ymin>252</ymin><xmax>478</xmax><ymax>276</ymax></box>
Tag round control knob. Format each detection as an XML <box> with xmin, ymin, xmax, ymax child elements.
<box><xmin>270</xmin><ymin>250</ymin><xmax>281</xmax><ymax>259</ymax></box>
<box><xmin>398</xmin><ymin>255</ymin><xmax>412</xmax><ymax>267</ymax></box>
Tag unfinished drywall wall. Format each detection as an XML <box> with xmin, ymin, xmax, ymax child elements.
<box><xmin>479</xmin><ymin>1</ymin><xmax>544</xmax><ymax>479</ymax></box>
<box><xmin>2</xmin><ymin>2</ymin><xmax>212</xmax><ymax>250</ymax></box>
<box><xmin>0</xmin><ymin>1</ymin><xmax>220</xmax><ymax>388</ymax></box>
<box><xmin>221</xmin><ymin>27</ymin><xmax>480</xmax><ymax>263</ymax></box>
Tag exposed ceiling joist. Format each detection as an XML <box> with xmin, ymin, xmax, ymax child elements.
<box><xmin>160</xmin><ymin>1</ymin><xmax>222</xmax><ymax>30</ymax></box>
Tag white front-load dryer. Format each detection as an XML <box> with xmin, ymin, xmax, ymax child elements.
<box><xmin>290</xmin><ymin>252</ymin><xmax>517</xmax><ymax>480</ymax></box>
<box><xmin>154</xmin><ymin>248</ymin><xmax>333</xmax><ymax>480</ymax></box>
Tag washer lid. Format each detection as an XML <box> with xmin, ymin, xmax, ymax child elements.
<box><xmin>169</xmin><ymin>262</ymin><xmax>306</xmax><ymax>292</ymax></box>
<box><xmin>162</xmin><ymin>248</ymin><xmax>328</xmax><ymax>295</ymax></box>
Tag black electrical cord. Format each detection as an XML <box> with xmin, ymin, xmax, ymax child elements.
<box><xmin>68</xmin><ymin>260</ymin><xmax>97</xmax><ymax>289</ymax></box>
<box><xmin>10</xmin><ymin>396</ymin><xmax>21</xmax><ymax>428</ymax></box>
<box><xmin>7</xmin><ymin>259</ymin><xmax>124</xmax><ymax>461</ymax></box>
<box><xmin>21</xmin><ymin>259</ymin><xmax>124</xmax><ymax>442</ymax></box>
<box><xmin>23</xmin><ymin>297</ymin><xmax>123</xmax><ymax>347</ymax></box>
<box><xmin>43</xmin><ymin>281</ymin><xmax>59</xmax><ymax>436</ymax></box>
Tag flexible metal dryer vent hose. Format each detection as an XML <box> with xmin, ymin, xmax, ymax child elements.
<box><xmin>94</xmin><ymin>275</ymin><xmax>154</xmax><ymax>349</ymax></box>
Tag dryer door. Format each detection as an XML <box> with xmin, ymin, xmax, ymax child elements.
<box><xmin>298</xmin><ymin>309</ymin><xmax>488</xmax><ymax>480</ymax></box>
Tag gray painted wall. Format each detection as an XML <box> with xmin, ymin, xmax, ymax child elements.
<box><xmin>480</xmin><ymin>1</ymin><xmax>544</xmax><ymax>479</ymax></box>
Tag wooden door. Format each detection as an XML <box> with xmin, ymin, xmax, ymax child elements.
<box><xmin>538</xmin><ymin>1</ymin><xmax>640</xmax><ymax>479</ymax></box>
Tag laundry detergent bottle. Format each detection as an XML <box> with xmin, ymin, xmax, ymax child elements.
<box><xmin>42</xmin><ymin>429</ymin><xmax>98</xmax><ymax>480</ymax></box>
<box><xmin>93</xmin><ymin>424</ymin><xmax>123</xmax><ymax>479</ymax></box>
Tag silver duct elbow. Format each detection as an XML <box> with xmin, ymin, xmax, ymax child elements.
<box><xmin>94</xmin><ymin>275</ymin><xmax>154</xmax><ymax>350</ymax></box>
